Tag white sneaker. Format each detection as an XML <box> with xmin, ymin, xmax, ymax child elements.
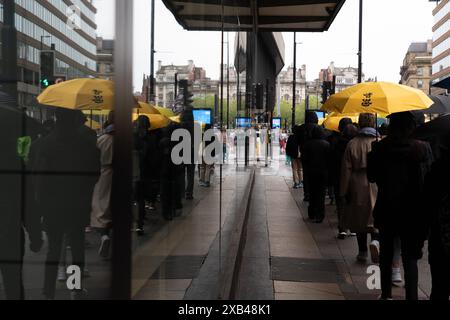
<box><xmin>369</xmin><ymin>240</ymin><xmax>380</xmax><ymax>264</ymax></box>
<box><xmin>98</xmin><ymin>235</ymin><xmax>111</xmax><ymax>259</ymax></box>
<box><xmin>392</xmin><ymin>268</ymin><xmax>403</xmax><ymax>283</ymax></box>
<box><xmin>57</xmin><ymin>266</ymin><xmax>67</xmax><ymax>282</ymax></box>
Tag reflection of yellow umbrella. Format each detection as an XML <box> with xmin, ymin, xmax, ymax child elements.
<box><xmin>38</xmin><ymin>78</ymin><xmax>115</xmax><ymax>110</ymax></box>
<box><xmin>135</xmin><ymin>102</ymin><xmax>160</xmax><ymax>115</ymax></box>
<box><xmin>38</xmin><ymin>78</ymin><xmax>139</xmax><ymax>110</ymax></box>
<box><xmin>155</xmin><ymin>106</ymin><xmax>175</xmax><ymax>117</ymax></box>
<box><xmin>133</xmin><ymin>113</ymin><xmax>170</xmax><ymax>131</ymax></box>
<box><xmin>85</xmin><ymin>117</ymin><xmax>101</xmax><ymax>130</ymax></box>
<box><xmin>170</xmin><ymin>115</ymin><xmax>181</xmax><ymax>123</ymax></box>
<box><xmin>322</xmin><ymin>82</ymin><xmax>433</xmax><ymax>115</ymax></box>
<box><xmin>323</xmin><ymin>113</ymin><xmax>359</xmax><ymax>132</ymax></box>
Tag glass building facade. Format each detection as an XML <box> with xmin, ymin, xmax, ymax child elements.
<box><xmin>0</xmin><ymin>0</ymin><xmax>97</xmax><ymax>109</ymax></box>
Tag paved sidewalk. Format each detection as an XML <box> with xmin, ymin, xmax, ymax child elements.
<box><xmin>237</xmin><ymin>161</ymin><xmax>432</xmax><ymax>300</ymax></box>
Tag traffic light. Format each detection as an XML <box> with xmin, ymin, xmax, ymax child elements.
<box><xmin>40</xmin><ymin>51</ymin><xmax>55</xmax><ymax>89</ymax></box>
<box><xmin>179</xmin><ymin>79</ymin><xmax>193</xmax><ymax>109</ymax></box>
<box><xmin>321</xmin><ymin>81</ymin><xmax>332</xmax><ymax>104</ymax></box>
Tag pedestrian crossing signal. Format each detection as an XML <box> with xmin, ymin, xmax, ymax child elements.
<box><xmin>40</xmin><ymin>78</ymin><xmax>54</xmax><ymax>88</ymax></box>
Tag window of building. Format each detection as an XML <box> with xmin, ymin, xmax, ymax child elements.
<box><xmin>418</xmin><ymin>80</ymin><xmax>424</xmax><ymax>88</ymax></box>
<box><xmin>417</xmin><ymin>67</ymin><xmax>423</xmax><ymax>76</ymax></box>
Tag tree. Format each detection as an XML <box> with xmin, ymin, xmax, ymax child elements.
<box><xmin>192</xmin><ymin>94</ymin><xmax>322</xmax><ymax>129</ymax></box>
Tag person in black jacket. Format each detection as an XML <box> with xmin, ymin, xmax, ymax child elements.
<box><xmin>286</xmin><ymin>126</ymin><xmax>302</xmax><ymax>189</ymax></box>
<box><xmin>134</xmin><ymin>115</ymin><xmax>152</xmax><ymax>234</ymax></box>
<box><xmin>367</xmin><ymin>111</ymin><xmax>432</xmax><ymax>300</ymax></box>
<box><xmin>0</xmin><ymin>105</ymin><xmax>43</xmax><ymax>300</ymax></box>
<box><xmin>159</xmin><ymin>122</ymin><xmax>184</xmax><ymax>221</ymax></box>
<box><xmin>298</xmin><ymin>111</ymin><xmax>319</xmax><ymax>201</ymax></box>
<box><xmin>328</xmin><ymin>119</ymin><xmax>357</xmax><ymax>238</ymax></box>
<box><xmin>424</xmin><ymin>133</ymin><xmax>450</xmax><ymax>300</ymax></box>
<box><xmin>29</xmin><ymin>109</ymin><xmax>100</xmax><ymax>300</ymax></box>
<box><xmin>302</xmin><ymin>126</ymin><xmax>331</xmax><ymax>223</ymax></box>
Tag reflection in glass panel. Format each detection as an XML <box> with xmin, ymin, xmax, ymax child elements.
<box><xmin>0</xmin><ymin>0</ymin><xmax>115</xmax><ymax>300</ymax></box>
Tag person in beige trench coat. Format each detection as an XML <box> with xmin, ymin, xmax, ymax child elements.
<box><xmin>91</xmin><ymin>113</ymin><xmax>114</xmax><ymax>258</ymax></box>
<box><xmin>340</xmin><ymin>113</ymin><xmax>379</xmax><ymax>263</ymax></box>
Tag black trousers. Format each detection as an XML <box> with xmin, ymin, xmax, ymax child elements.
<box><xmin>429</xmin><ymin>233</ymin><xmax>450</xmax><ymax>300</ymax></box>
<box><xmin>0</xmin><ymin>229</ymin><xmax>25</xmax><ymax>300</ymax></box>
<box><xmin>301</xmin><ymin>160</ymin><xmax>310</xmax><ymax>199</ymax></box>
<box><xmin>307</xmin><ymin>173</ymin><xmax>327</xmax><ymax>221</ymax></box>
<box><xmin>44</xmin><ymin>224</ymin><xmax>85</xmax><ymax>299</ymax></box>
<box><xmin>182</xmin><ymin>164</ymin><xmax>195</xmax><ymax>197</ymax></box>
<box><xmin>136</xmin><ymin>181</ymin><xmax>146</xmax><ymax>228</ymax></box>
<box><xmin>379</xmin><ymin>229</ymin><xmax>420</xmax><ymax>300</ymax></box>
<box><xmin>0</xmin><ymin>260</ymin><xmax>24</xmax><ymax>300</ymax></box>
<box><xmin>160</xmin><ymin>178</ymin><xmax>182</xmax><ymax>220</ymax></box>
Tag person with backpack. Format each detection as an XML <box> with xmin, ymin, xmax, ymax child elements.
<box><xmin>368</xmin><ymin>111</ymin><xmax>433</xmax><ymax>300</ymax></box>
<box><xmin>286</xmin><ymin>126</ymin><xmax>302</xmax><ymax>189</ymax></box>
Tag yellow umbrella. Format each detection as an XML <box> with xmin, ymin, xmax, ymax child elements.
<box><xmin>38</xmin><ymin>78</ymin><xmax>116</xmax><ymax>110</ymax></box>
<box><xmin>322</xmin><ymin>82</ymin><xmax>433</xmax><ymax>115</ymax></box>
<box><xmin>38</xmin><ymin>78</ymin><xmax>139</xmax><ymax>110</ymax></box>
<box><xmin>155</xmin><ymin>106</ymin><xmax>175</xmax><ymax>117</ymax></box>
<box><xmin>135</xmin><ymin>102</ymin><xmax>160</xmax><ymax>115</ymax></box>
<box><xmin>133</xmin><ymin>113</ymin><xmax>170</xmax><ymax>131</ymax></box>
<box><xmin>323</xmin><ymin>113</ymin><xmax>360</xmax><ymax>132</ymax></box>
<box><xmin>170</xmin><ymin>115</ymin><xmax>181</xmax><ymax>123</ymax></box>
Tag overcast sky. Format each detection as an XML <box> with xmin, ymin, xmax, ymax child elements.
<box><xmin>93</xmin><ymin>0</ymin><xmax>437</xmax><ymax>92</ymax></box>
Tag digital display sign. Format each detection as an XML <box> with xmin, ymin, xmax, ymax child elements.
<box><xmin>236</xmin><ymin>117</ymin><xmax>252</xmax><ymax>128</ymax></box>
<box><xmin>272</xmin><ymin>118</ymin><xmax>282</xmax><ymax>129</ymax></box>
<box><xmin>193</xmin><ymin>109</ymin><xmax>212</xmax><ymax>125</ymax></box>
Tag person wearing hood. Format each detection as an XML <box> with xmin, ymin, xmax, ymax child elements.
<box><xmin>91</xmin><ymin>111</ymin><xmax>115</xmax><ymax>257</ymax></box>
<box><xmin>302</xmin><ymin>126</ymin><xmax>331</xmax><ymax>223</ymax></box>
<box><xmin>29</xmin><ymin>109</ymin><xmax>100</xmax><ymax>300</ymax></box>
<box><xmin>368</xmin><ymin>111</ymin><xmax>432</xmax><ymax>300</ymax></box>
<box><xmin>340</xmin><ymin>113</ymin><xmax>379</xmax><ymax>263</ymax></box>
<box><xmin>0</xmin><ymin>104</ymin><xmax>43</xmax><ymax>300</ymax></box>
<box><xmin>297</xmin><ymin>111</ymin><xmax>320</xmax><ymax>202</ymax></box>
<box><xmin>328</xmin><ymin>119</ymin><xmax>358</xmax><ymax>239</ymax></box>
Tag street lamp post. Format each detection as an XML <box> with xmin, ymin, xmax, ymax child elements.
<box><xmin>149</xmin><ymin>0</ymin><xmax>156</xmax><ymax>103</ymax></box>
<box><xmin>292</xmin><ymin>33</ymin><xmax>302</xmax><ymax>129</ymax></box>
<box><xmin>358</xmin><ymin>0</ymin><xmax>363</xmax><ymax>84</ymax></box>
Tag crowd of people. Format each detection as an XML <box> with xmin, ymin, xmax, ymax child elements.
<box><xmin>0</xmin><ymin>103</ymin><xmax>219</xmax><ymax>300</ymax></box>
<box><xmin>287</xmin><ymin>110</ymin><xmax>450</xmax><ymax>300</ymax></box>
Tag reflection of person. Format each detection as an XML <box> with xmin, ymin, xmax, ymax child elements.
<box><xmin>0</xmin><ymin>105</ymin><xmax>43</xmax><ymax>300</ymax></box>
<box><xmin>180</xmin><ymin>110</ymin><xmax>196</xmax><ymax>200</ymax></box>
<box><xmin>160</xmin><ymin>122</ymin><xmax>183</xmax><ymax>220</ymax></box>
<box><xmin>91</xmin><ymin>111</ymin><xmax>114</xmax><ymax>257</ymax></box>
<box><xmin>200</xmin><ymin>124</ymin><xmax>215</xmax><ymax>188</ymax></box>
<box><xmin>29</xmin><ymin>109</ymin><xmax>100</xmax><ymax>300</ymax></box>
<box><xmin>134</xmin><ymin>115</ymin><xmax>152</xmax><ymax>235</ymax></box>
